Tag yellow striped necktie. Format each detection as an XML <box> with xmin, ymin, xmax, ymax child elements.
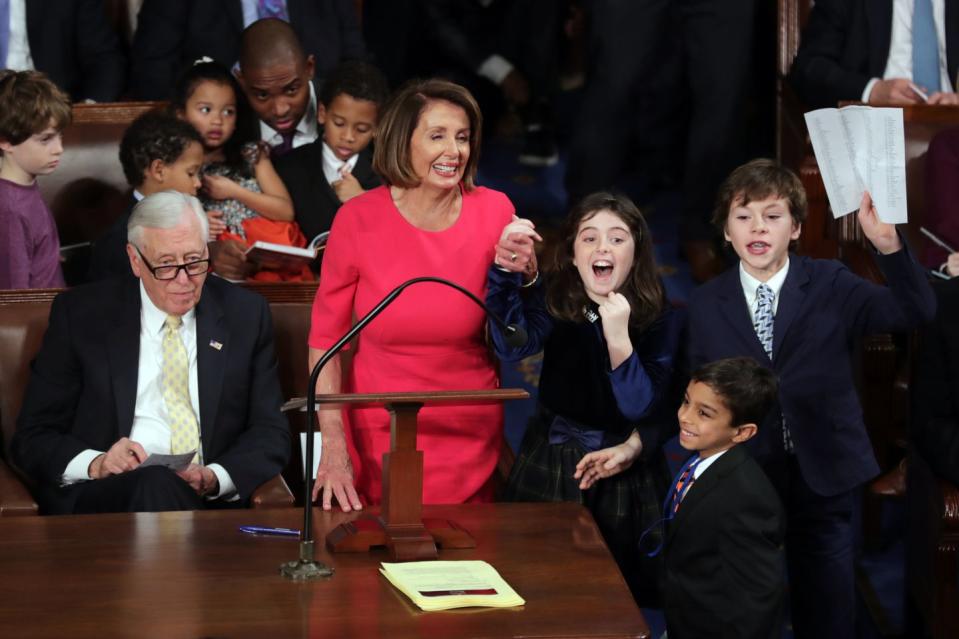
<box><xmin>161</xmin><ymin>315</ymin><xmax>200</xmax><ymax>462</ymax></box>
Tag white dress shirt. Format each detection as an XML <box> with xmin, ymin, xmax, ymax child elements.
<box><xmin>259</xmin><ymin>81</ymin><xmax>319</xmax><ymax>150</ymax></box>
<box><xmin>5</xmin><ymin>0</ymin><xmax>33</xmax><ymax>70</ymax></box>
<box><xmin>693</xmin><ymin>448</ymin><xmax>728</xmax><ymax>480</ymax></box>
<box><xmin>739</xmin><ymin>259</ymin><xmax>790</xmax><ymax>323</ymax></box>
<box><xmin>321</xmin><ymin>141</ymin><xmax>360</xmax><ymax>186</ymax></box>
<box><xmin>62</xmin><ymin>284</ymin><xmax>235</xmax><ymax>499</ymax></box>
<box><xmin>862</xmin><ymin>0</ymin><xmax>953</xmax><ymax>101</ymax></box>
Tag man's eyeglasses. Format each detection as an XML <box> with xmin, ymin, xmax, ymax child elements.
<box><xmin>134</xmin><ymin>246</ymin><xmax>211</xmax><ymax>281</ymax></box>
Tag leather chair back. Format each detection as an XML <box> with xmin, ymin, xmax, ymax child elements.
<box><xmin>0</xmin><ymin>302</ymin><xmax>52</xmax><ymax>462</ymax></box>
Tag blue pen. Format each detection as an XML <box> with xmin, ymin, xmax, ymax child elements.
<box><xmin>239</xmin><ymin>525</ymin><xmax>301</xmax><ymax>538</ymax></box>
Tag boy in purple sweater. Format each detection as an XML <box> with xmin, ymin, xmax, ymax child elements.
<box><xmin>0</xmin><ymin>70</ymin><xmax>72</xmax><ymax>289</ymax></box>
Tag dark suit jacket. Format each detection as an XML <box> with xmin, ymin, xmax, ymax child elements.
<box><xmin>913</xmin><ymin>279</ymin><xmax>959</xmax><ymax>485</ymax></box>
<box><xmin>662</xmin><ymin>445</ymin><xmax>785</xmax><ymax>639</ymax></box>
<box><xmin>688</xmin><ymin>250</ymin><xmax>936</xmax><ymax>497</ymax></box>
<box><xmin>12</xmin><ymin>275</ymin><xmax>291</xmax><ymax>514</ymax></box>
<box><xmin>789</xmin><ymin>0</ymin><xmax>959</xmax><ymax>109</ymax></box>
<box><xmin>129</xmin><ymin>0</ymin><xmax>366</xmax><ymax>100</ymax></box>
<box><xmin>25</xmin><ymin>0</ymin><xmax>126</xmax><ymax>102</ymax></box>
<box><xmin>274</xmin><ymin>139</ymin><xmax>380</xmax><ymax>243</ymax></box>
<box><xmin>87</xmin><ymin>195</ymin><xmax>136</xmax><ymax>282</ymax></box>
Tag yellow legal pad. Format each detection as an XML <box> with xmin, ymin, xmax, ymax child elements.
<box><xmin>380</xmin><ymin>560</ymin><xmax>525</xmax><ymax>611</ymax></box>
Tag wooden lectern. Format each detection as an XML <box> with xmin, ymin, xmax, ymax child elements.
<box><xmin>306</xmin><ymin>389</ymin><xmax>528</xmax><ymax>561</ymax></box>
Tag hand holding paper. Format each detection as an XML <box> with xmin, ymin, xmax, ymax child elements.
<box><xmin>805</xmin><ymin>106</ymin><xmax>907</xmax><ymax>224</ymax></box>
<box><xmin>857</xmin><ymin>191</ymin><xmax>902</xmax><ymax>255</ymax></box>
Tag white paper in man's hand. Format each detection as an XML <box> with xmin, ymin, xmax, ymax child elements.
<box><xmin>139</xmin><ymin>451</ymin><xmax>195</xmax><ymax>471</ymax></box>
<box><xmin>805</xmin><ymin>106</ymin><xmax>907</xmax><ymax>223</ymax></box>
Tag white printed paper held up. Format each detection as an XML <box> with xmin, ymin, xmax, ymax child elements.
<box><xmin>804</xmin><ymin>106</ymin><xmax>907</xmax><ymax>223</ymax></box>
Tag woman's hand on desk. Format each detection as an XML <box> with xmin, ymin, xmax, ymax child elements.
<box><xmin>313</xmin><ymin>429</ymin><xmax>363</xmax><ymax>512</ymax></box>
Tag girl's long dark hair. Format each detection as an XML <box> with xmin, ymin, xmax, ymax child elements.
<box><xmin>545</xmin><ymin>191</ymin><xmax>666</xmax><ymax>332</ymax></box>
<box><xmin>171</xmin><ymin>59</ymin><xmax>258</xmax><ymax>169</ymax></box>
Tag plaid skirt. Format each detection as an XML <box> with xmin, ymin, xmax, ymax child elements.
<box><xmin>504</xmin><ymin>408</ymin><xmax>669</xmax><ymax>605</ymax></box>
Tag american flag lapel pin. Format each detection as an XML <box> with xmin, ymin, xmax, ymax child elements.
<box><xmin>209</xmin><ymin>340</ymin><xmax>223</xmax><ymax>351</ymax></box>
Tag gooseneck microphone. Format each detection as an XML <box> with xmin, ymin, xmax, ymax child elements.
<box><xmin>280</xmin><ymin>276</ymin><xmax>527</xmax><ymax>580</ymax></box>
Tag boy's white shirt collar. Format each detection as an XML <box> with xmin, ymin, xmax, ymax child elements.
<box><xmin>693</xmin><ymin>448</ymin><xmax>728</xmax><ymax>480</ymax></box>
<box><xmin>739</xmin><ymin>258</ymin><xmax>790</xmax><ymax>318</ymax></box>
<box><xmin>259</xmin><ymin>81</ymin><xmax>318</xmax><ymax>148</ymax></box>
<box><xmin>321</xmin><ymin>141</ymin><xmax>360</xmax><ymax>185</ymax></box>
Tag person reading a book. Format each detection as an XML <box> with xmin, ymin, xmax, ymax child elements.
<box><xmin>174</xmin><ymin>59</ymin><xmax>310</xmax><ymax>282</ymax></box>
<box><xmin>308</xmin><ymin>79</ymin><xmax>518</xmax><ymax>511</ymax></box>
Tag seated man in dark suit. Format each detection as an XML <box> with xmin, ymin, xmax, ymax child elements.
<box><xmin>1</xmin><ymin>0</ymin><xmax>126</xmax><ymax>102</ymax></box>
<box><xmin>13</xmin><ymin>191</ymin><xmax>290</xmax><ymax>514</ymax></box>
<box><xmin>129</xmin><ymin>0</ymin><xmax>366</xmax><ymax>101</ymax></box>
<box><xmin>913</xmin><ymin>278</ymin><xmax>959</xmax><ymax>486</ymax></box>
<box><xmin>789</xmin><ymin>0</ymin><xmax>959</xmax><ymax>108</ymax></box>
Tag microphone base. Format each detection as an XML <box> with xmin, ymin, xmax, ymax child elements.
<box><xmin>279</xmin><ymin>540</ymin><xmax>335</xmax><ymax>581</ymax></box>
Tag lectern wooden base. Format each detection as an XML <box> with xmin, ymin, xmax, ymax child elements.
<box><xmin>302</xmin><ymin>389</ymin><xmax>528</xmax><ymax>562</ymax></box>
<box><xmin>326</xmin><ymin>515</ymin><xmax>477</xmax><ymax>560</ymax></box>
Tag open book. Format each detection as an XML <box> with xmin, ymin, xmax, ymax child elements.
<box><xmin>243</xmin><ymin>240</ymin><xmax>319</xmax><ymax>270</ymax></box>
<box><xmin>380</xmin><ymin>560</ymin><xmax>525</xmax><ymax>611</ymax></box>
<box><xmin>804</xmin><ymin>105</ymin><xmax>907</xmax><ymax>223</ymax></box>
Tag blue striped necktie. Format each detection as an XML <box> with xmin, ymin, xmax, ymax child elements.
<box><xmin>913</xmin><ymin>0</ymin><xmax>941</xmax><ymax>92</ymax></box>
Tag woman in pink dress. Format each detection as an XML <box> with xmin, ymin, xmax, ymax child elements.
<box><xmin>308</xmin><ymin>79</ymin><xmax>521</xmax><ymax>509</ymax></box>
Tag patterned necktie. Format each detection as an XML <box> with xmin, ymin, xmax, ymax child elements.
<box><xmin>257</xmin><ymin>0</ymin><xmax>289</xmax><ymax>21</ymax></box>
<box><xmin>753</xmin><ymin>284</ymin><xmax>794</xmax><ymax>451</ymax></box>
<box><xmin>754</xmin><ymin>283</ymin><xmax>775</xmax><ymax>358</ymax></box>
<box><xmin>913</xmin><ymin>0</ymin><xmax>941</xmax><ymax>92</ymax></box>
<box><xmin>669</xmin><ymin>456</ymin><xmax>701</xmax><ymax>514</ymax></box>
<box><xmin>0</xmin><ymin>0</ymin><xmax>10</xmax><ymax>67</ymax></box>
<box><xmin>162</xmin><ymin>315</ymin><xmax>200</xmax><ymax>461</ymax></box>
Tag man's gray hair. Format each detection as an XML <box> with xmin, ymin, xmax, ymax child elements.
<box><xmin>127</xmin><ymin>191</ymin><xmax>209</xmax><ymax>248</ymax></box>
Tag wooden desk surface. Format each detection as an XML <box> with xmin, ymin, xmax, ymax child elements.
<box><xmin>0</xmin><ymin>502</ymin><xmax>649</xmax><ymax>639</ymax></box>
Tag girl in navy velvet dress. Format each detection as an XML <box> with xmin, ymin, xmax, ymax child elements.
<box><xmin>487</xmin><ymin>191</ymin><xmax>682</xmax><ymax>604</ymax></box>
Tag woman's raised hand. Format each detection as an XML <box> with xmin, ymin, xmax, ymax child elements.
<box><xmin>494</xmin><ymin>215</ymin><xmax>542</xmax><ymax>276</ymax></box>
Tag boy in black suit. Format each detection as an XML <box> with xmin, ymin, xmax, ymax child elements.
<box><xmin>275</xmin><ymin>60</ymin><xmax>387</xmax><ymax>245</ymax></box>
<box><xmin>576</xmin><ymin>356</ymin><xmax>784</xmax><ymax>637</ymax></box>
<box><xmin>663</xmin><ymin>357</ymin><xmax>784</xmax><ymax>638</ymax></box>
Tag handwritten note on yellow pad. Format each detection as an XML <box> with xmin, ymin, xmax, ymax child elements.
<box><xmin>380</xmin><ymin>560</ymin><xmax>525</xmax><ymax>611</ymax></box>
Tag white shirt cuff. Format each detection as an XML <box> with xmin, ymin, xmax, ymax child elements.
<box><xmin>478</xmin><ymin>54</ymin><xmax>514</xmax><ymax>86</ymax></box>
<box><xmin>206</xmin><ymin>463</ymin><xmax>238</xmax><ymax>501</ymax></box>
<box><xmin>61</xmin><ymin>449</ymin><xmax>104</xmax><ymax>485</ymax></box>
<box><xmin>862</xmin><ymin>78</ymin><xmax>880</xmax><ymax>103</ymax></box>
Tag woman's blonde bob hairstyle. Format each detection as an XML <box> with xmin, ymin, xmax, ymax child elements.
<box><xmin>373</xmin><ymin>78</ymin><xmax>483</xmax><ymax>191</ymax></box>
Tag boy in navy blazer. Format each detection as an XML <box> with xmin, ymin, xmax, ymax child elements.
<box><xmin>687</xmin><ymin>159</ymin><xmax>936</xmax><ymax>638</ymax></box>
